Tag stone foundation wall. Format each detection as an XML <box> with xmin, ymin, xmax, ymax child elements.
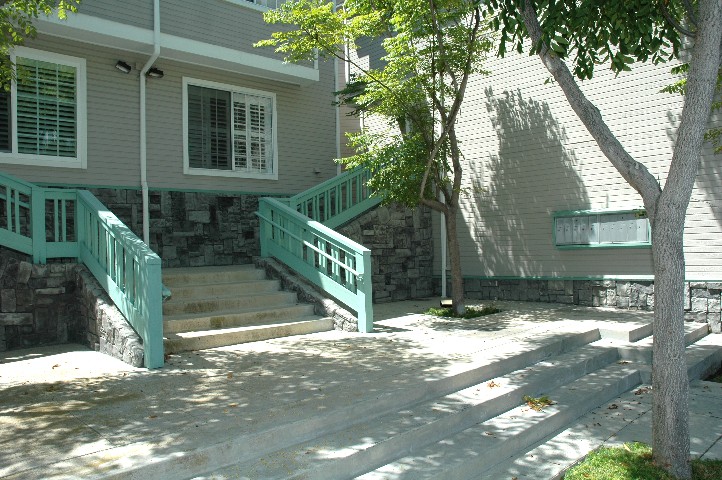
<box><xmin>76</xmin><ymin>269</ymin><xmax>144</xmax><ymax>367</ymax></box>
<box><xmin>435</xmin><ymin>277</ymin><xmax>722</xmax><ymax>332</ymax></box>
<box><xmin>90</xmin><ymin>188</ymin><xmax>262</xmax><ymax>268</ymax></box>
<box><xmin>339</xmin><ymin>203</ymin><xmax>434</xmax><ymax>303</ymax></box>
<box><xmin>0</xmin><ymin>248</ymin><xmax>144</xmax><ymax>366</ymax></box>
<box><xmin>0</xmin><ymin>248</ymin><xmax>78</xmax><ymax>351</ymax></box>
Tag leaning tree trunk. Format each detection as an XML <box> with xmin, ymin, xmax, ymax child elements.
<box><xmin>445</xmin><ymin>207</ymin><xmax>466</xmax><ymax>315</ymax></box>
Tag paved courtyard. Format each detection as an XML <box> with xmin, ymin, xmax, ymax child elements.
<box><xmin>1</xmin><ymin>300</ymin><xmax>720</xmax><ymax>479</ymax></box>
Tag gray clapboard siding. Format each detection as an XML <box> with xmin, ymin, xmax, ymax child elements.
<box><xmin>74</xmin><ymin>0</ymin><xmax>153</xmax><ymax>30</ymax></box>
<box><xmin>1</xmin><ymin>34</ymin><xmax>338</xmax><ymax>195</ymax></box>
<box><xmin>432</xmin><ymin>49</ymin><xmax>722</xmax><ymax>281</ymax></box>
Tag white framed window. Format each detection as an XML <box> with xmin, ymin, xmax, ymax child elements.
<box><xmin>0</xmin><ymin>47</ymin><xmax>87</xmax><ymax>169</ymax></box>
<box><xmin>183</xmin><ymin>78</ymin><xmax>278</xmax><ymax>180</ymax></box>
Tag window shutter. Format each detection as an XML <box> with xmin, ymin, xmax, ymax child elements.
<box><xmin>0</xmin><ymin>91</ymin><xmax>9</xmax><ymax>152</ymax></box>
<box><xmin>233</xmin><ymin>93</ymin><xmax>272</xmax><ymax>174</ymax></box>
<box><xmin>15</xmin><ymin>58</ymin><xmax>76</xmax><ymax>158</ymax></box>
<box><xmin>188</xmin><ymin>85</ymin><xmax>231</xmax><ymax>170</ymax></box>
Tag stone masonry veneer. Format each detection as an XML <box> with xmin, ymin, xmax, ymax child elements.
<box><xmin>0</xmin><ymin>248</ymin><xmax>144</xmax><ymax>366</ymax></box>
<box><xmin>339</xmin><ymin>203</ymin><xmax>434</xmax><ymax>303</ymax></box>
<box><xmin>89</xmin><ymin>188</ymin><xmax>262</xmax><ymax>268</ymax></box>
<box><xmin>435</xmin><ymin>277</ymin><xmax>721</xmax><ymax>333</ymax></box>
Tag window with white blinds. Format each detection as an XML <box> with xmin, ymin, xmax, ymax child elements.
<box><xmin>184</xmin><ymin>79</ymin><xmax>277</xmax><ymax>179</ymax></box>
<box><xmin>0</xmin><ymin>47</ymin><xmax>86</xmax><ymax>169</ymax></box>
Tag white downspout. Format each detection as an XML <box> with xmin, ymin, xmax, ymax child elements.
<box><xmin>333</xmin><ymin>3</ymin><xmax>342</xmax><ymax>175</ymax></box>
<box><xmin>139</xmin><ymin>0</ymin><xmax>160</xmax><ymax>246</ymax></box>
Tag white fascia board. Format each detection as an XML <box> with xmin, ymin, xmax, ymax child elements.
<box><xmin>161</xmin><ymin>34</ymin><xmax>318</xmax><ymax>86</ymax></box>
<box><xmin>35</xmin><ymin>13</ymin><xmax>319</xmax><ymax>86</ymax></box>
<box><xmin>36</xmin><ymin>13</ymin><xmax>155</xmax><ymax>54</ymax></box>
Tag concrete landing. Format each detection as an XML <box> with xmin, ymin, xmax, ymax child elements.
<box><xmin>0</xmin><ymin>300</ymin><xmax>720</xmax><ymax>480</ymax></box>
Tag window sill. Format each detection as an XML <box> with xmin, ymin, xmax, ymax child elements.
<box><xmin>185</xmin><ymin>167</ymin><xmax>278</xmax><ymax>181</ymax></box>
<box><xmin>556</xmin><ymin>242</ymin><xmax>652</xmax><ymax>250</ymax></box>
<box><xmin>0</xmin><ymin>153</ymin><xmax>85</xmax><ymax>169</ymax></box>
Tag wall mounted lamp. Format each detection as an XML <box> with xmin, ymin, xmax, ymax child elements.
<box><xmin>115</xmin><ymin>60</ymin><xmax>132</xmax><ymax>74</ymax></box>
<box><xmin>146</xmin><ymin>67</ymin><xmax>164</xmax><ymax>79</ymax></box>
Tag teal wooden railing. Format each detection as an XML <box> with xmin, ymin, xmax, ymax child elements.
<box><xmin>288</xmin><ymin>167</ymin><xmax>380</xmax><ymax>228</ymax></box>
<box><xmin>0</xmin><ymin>172</ymin><xmax>163</xmax><ymax>368</ymax></box>
<box><xmin>257</xmin><ymin>197</ymin><xmax>373</xmax><ymax>332</ymax></box>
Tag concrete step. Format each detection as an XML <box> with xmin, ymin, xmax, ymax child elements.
<box><xmin>163</xmin><ymin>265</ymin><xmax>267</xmax><ymax>287</ymax></box>
<box><xmin>164</xmin><ymin>316</ymin><xmax>334</xmax><ymax>354</ymax></box>
<box><xmin>166</xmin><ymin>279</ymin><xmax>281</xmax><ymax>301</ymax></box>
<box><xmin>479</xmin><ymin>333</ymin><xmax>722</xmax><ymax>480</ymax></box>
<box><xmin>163</xmin><ymin>291</ymin><xmax>298</xmax><ymax>316</ymax></box>
<box><xmin>617</xmin><ymin>321</ymin><xmax>710</xmax><ymax>364</ymax></box>
<box><xmin>358</xmin><ymin>363</ymin><xmax>642</xmax><ymax>480</ymax></box>
<box><xmin>227</xmin><ymin>342</ymin><xmax>619</xmax><ymax>480</ymax></box>
<box><xmin>164</xmin><ymin>304</ymin><xmax>317</xmax><ymax>334</ymax></box>
<box><xmin>121</xmin><ymin>329</ymin><xmax>604</xmax><ymax>480</ymax></box>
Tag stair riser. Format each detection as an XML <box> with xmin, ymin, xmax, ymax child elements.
<box><xmin>163</xmin><ymin>269</ymin><xmax>266</xmax><ymax>287</ymax></box>
<box><xmin>163</xmin><ymin>292</ymin><xmax>297</xmax><ymax>316</ymax></box>
<box><xmin>616</xmin><ymin>323</ymin><xmax>711</xmax><ymax>364</ymax></box>
<box><xmin>164</xmin><ymin>305</ymin><xmax>316</xmax><ymax>334</ymax></box>
<box><xmin>441</xmin><ymin>370</ymin><xmax>643</xmax><ymax>480</ymax></box>
<box><xmin>294</xmin><ymin>347</ymin><xmax>620</xmax><ymax>480</ymax></box>
<box><xmin>166</xmin><ymin>280</ymin><xmax>281</xmax><ymax>300</ymax></box>
<box><xmin>164</xmin><ymin>318</ymin><xmax>333</xmax><ymax>354</ymax></box>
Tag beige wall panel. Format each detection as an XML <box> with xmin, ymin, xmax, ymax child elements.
<box><xmin>434</xmin><ymin>50</ymin><xmax>722</xmax><ymax>280</ymax></box>
<box><xmin>1</xmin><ymin>36</ymin><xmax>338</xmax><ymax>195</ymax></box>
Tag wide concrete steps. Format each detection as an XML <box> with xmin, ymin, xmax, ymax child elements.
<box><xmin>163</xmin><ymin>265</ymin><xmax>331</xmax><ymax>354</ymax></box>
<box><xmin>231</xmin><ymin>343</ymin><xmax>620</xmax><ymax>480</ymax></box>
<box><xmin>186</xmin><ymin>321</ymin><xmax>721</xmax><ymax>480</ymax></box>
<box><xmin>481</xmin><ymin>331</ymin><xmax>722</xmax><ymax>480</ymax></box>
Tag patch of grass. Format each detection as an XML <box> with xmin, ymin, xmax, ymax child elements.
<box><xmin>522</xmin><ymin>395</ymin><xmax>553</xmax><ymax>412</ymax></box>
<box><xmin>424</xmin><ymin>304</ymin><xmax>501</xmax><ymax>319</ymax></box>
<box><xmin>564</xmin><ymin>442</ymin><xmax>722</xmax><ymax>480</ymax></box>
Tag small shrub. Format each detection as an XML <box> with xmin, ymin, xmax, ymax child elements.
<box><xmin>424</xmin><ymin>304</ymin><xmax>501</xmax><ymax>319</ymax></box>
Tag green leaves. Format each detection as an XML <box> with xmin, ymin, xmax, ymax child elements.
<box><xmin>0</xmin><ymin>1</ymin><xmax>81</xmax><ymax>88</ymax></box>
<box><xmin>258</xmin><ymin>0</ymin><xmax>495</xmax><ymax>209</ymax></box>
<box><xmin>486</xmin><ymin>0</ymin><xmax>684</xmax><ymax>80</ymax></box>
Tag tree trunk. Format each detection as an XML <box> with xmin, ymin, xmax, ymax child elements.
<box><xmin>651</xmin><ymin>201</ymin><xmax>691</xmax><ymax>478</ymax></box>
<box><xmin>445</xmin><ymin>206</ymin><xmax>465</xmax><ymax>315</ymax></box>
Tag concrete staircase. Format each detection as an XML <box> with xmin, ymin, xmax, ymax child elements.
<box><xmin>162</xmin><ymin>265</ymin><xmax>333</xmax><ymax>354</ymax></box>
<box><xmin>182</xmin><ymin>320</ymin><xmax>722</xmax><ymax>480</ymax></box>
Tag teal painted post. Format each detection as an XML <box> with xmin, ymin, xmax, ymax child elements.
<box><xmin>259</xmin><ymin>199</ymin><xmax>270</xmax><ymax>258</ymax></box>
<box><xmin>142</xmin><ymin>255</ymin><xmax>164</xmax><ymax>368</ymax></box>
<box><xmin>30</xmin><ymin>186</ymin><xmax>47</xmax><ymax>263</ymax></box>
<box><xmin>76</xmin><ymin>197</ymin><xmax>85</xmax><ymax>262</ymax></box>
<box><xmin>356</xmin><ymin>249</ymin><xmax>373</xmax><ymax>333</ymax></box>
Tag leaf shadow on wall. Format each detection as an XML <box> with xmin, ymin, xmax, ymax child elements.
<box><xmin>454</xmin><ymin>88</ymin><xmax>591</xmax><ymax>286</ymax></box>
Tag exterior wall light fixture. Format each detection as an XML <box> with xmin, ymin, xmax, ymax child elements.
<box><xmin>115</xmin><ymin>60</ymin><xmax>132</xmax><ymax>73</ymax></box>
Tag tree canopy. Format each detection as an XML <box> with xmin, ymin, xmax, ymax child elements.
<box><xmin>258</xmin><ymin>0</ymin><xmax>495</xmax><ymax>313</ymax></box>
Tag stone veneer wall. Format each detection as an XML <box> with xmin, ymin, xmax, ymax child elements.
<box><xmin>434</xmin><ymin>277</ymin><xmax>722</xmax><ymax>333</ymax></box>
<box><xmin>338</xmin><ymin>203</ymin><xmax>434</xmax><ymax>302</ymax></box>
<box><xmin>89</xmin><ymin>188</ymin><xmax>262</xmax><ymax>268</ymax></box>
<box><xmin>0</xmin><ymin>248</ymin><xmax>144</xmax><ymax>366</ymax></box>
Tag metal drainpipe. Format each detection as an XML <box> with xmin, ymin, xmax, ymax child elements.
<box><xmin>440</xmin><ymin>198</ymin><xmax>447</xmax><ymax>298</ymax></box>
<box><xmin>334</xmin><ymin>3</ymin><xmax>342</xmax><ymax>175</ymax></box>
<box><xmin>139</xmin><ymin>0</ymin><xmax>160</xmax><ymax>246</ymax></box>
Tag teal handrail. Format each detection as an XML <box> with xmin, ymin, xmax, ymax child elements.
<box><xmin>288</xmin><ymin>167</ymin><xmax>380</xmax><ymax>228</ymax></box>
<box><xmin>257</xmin><ymin>197</ymin><xmax>373</xmax><ymax>332</ymax></box>
<box><xmin>0</xmin><ymin>172</ymin><xmax>163</xmax><ymax>368</ymax></box>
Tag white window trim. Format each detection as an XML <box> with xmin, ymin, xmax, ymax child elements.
<box><xmin>0</xmin><ymin>46</ymin><xmax>87</xmax><ymax>169</ymax></box>
<box><xmin>182</xmin><ymin>77</ymin><xmax>278</xmax><ymax>180</ymax></box>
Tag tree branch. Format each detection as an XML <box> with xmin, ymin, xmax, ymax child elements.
<box><xmin>661</xmin><ymin>0</ymin><xmax>696</xmax><ymax>38</ymax></box>
<box><xmin>519</xmin><ymin>0</ymin><xmax>662</xmax><ymax>220</ymax></box>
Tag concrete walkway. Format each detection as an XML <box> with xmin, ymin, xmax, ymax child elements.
<box><xmin>1</xmin><ymin>300</ymin><xmax>720</xmax><ymax>479</ymax></box>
